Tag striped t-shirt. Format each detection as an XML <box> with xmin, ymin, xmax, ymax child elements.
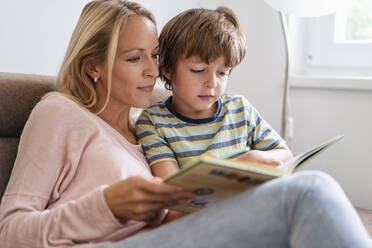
<box><xmin>135</xmin><ymin>94</ymin><xmax>286</xmax><ymax>168</ymax></box>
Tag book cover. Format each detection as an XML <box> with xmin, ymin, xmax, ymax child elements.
<box><xmin>163</xmin><ymin>134</ymin><xmax>344</xmax><ymax>213</ymax></box>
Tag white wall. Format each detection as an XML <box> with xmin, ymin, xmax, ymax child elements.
<box><xmin>290</xmin><ymin>84</ymin><xmax>372</xmax><ymax>209</ymax></box>
<box><xmin>0</xmin><ymin>0</ymin><xmax>200</xmax><ymax>76</ymax></box>
<box><xmin>0</xmin><ymin>0</ymin><xmax>91</xmax><ymax>75</ymax></box>
<box><xmin>286</xmin><ymin>5</ymin><xmax>372</xmax><ymax>209</ymax></box>
<box><xmin>1</xmin><ymin>0</ymin><xmax>371</xmax><ymax>209</ymax></box>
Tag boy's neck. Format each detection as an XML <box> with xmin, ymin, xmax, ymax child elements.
<box><xmin>166</xmin><ymin>96</ymin><xmax>222</xmax><ymax>124</ymax></box>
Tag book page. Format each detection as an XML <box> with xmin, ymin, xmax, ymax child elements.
<box><xmin>165</xmin><ymin>162</ymin><xmax>279</xmax><ymax>212</ymax></box>
<box><xmin>276</xmin><ymin>134</ymin><xmax>344</xmax><ymax>172</ymax></box>
<box><xmin>163</xmin><ymin>134</ymin><xmax>344</xmax><ymax>212</ymax></box>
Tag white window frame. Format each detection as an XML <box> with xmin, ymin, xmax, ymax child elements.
<box><xmin>289</xmin><ymin>5</ymin><xmax>372</xmax><ymax>79</ymax></box>
<box><xmin>307</xmin><ymin>15</ymin><xmax>372</xmax><ymax>71</ymax></box>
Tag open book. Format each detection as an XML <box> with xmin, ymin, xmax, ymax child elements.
<box><xmin>163</xmin><ymin>134</ymin><xmax>344</xmax><ymax>213</ymax></box>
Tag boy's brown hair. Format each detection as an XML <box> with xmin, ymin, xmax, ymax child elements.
<box><xmin>159</xmin><ymin>6</ymin><xmax>246</xmax><ymax>89</ymax></box>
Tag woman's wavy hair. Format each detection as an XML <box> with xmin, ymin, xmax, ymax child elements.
<box><xmin>158</xmin><ymin>7</ymin><xmax>246</xmax><ymax>90</ymax></box>
<box><xmin>45</xmin><ymin>0</ymin><xmax>155</xmax><ymax>114</ymax></box>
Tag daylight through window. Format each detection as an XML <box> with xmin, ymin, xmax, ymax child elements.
<box><xmin>335</xmin><ymin>0</ymin><xmax>372</xmax><ymax>42</ymax></box>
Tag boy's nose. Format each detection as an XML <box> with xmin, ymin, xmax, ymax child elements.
<box><xmin>205</xmin><ymin>74</ymin><xmax>217</xmax><ymax>88</ymax></box>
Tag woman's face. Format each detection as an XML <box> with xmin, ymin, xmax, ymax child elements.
<box><xmin>96</xmin><ymin>15</ymin><xmax>159</xmax><ymax>109</ymax></box>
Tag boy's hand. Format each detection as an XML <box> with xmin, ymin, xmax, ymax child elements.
<box><xmin>238</xmin><ymin>148</ymin><xmax>292</xmax><ymax>166</ymax></box>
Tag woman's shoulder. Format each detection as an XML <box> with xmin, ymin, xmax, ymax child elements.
<box><xmin>29</xmin><ymin>93</ymin><xmax>93</xmax><ymax>127</ymax></box>
<box><xmin>21</xmin><ymin>93</ymin><xmax>102</xmax><ymax>148</ymax></box>
<box><xmin>38</xmin><ymin>93</ymin><xmax>82</xmax><ymax>110</ymax></box>
<box><xmin>35</xmin><ymin>94</ymin><xmax>88</xmax><ymax>116</ymax></box>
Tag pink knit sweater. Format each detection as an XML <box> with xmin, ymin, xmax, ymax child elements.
<box><xmin>0</xmin><ymin>95</ymin><xmax>152</xmax><ymax>247</ymax></box>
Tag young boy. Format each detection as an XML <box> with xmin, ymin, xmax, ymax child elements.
<box><xmin>136</xmin><ymin>7</ymin><xmax>292</xmax><ymax>179</ymax></box>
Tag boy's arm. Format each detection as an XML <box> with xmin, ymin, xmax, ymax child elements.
<box><xmin>136</xmin><ymin>109</ymin><xmax>188</xmax><ymax>223</ymax></box>
<box><xmin>151</xmin><ymin>161</ymin><xmax>187</xmax><ymax>223</ymax></box>
<box><xmin>240</xmin><ymin>97</ymin><xmax>292</xmax><ymax>166</ymax></box>
<box><xmin>151</xmin><ymin>161</ymin><xmax>179</xmax><ymax>178</ymax></box>
<box><xmin>238</xmin><ymin>148</ymin><xmax>293</xmax><ymax>166</ymax></box>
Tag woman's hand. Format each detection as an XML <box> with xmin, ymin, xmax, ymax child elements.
<box><xmin>103</xmin><ymin>176</ymin><xmax>194</xmax><ymax>224</ymax></box>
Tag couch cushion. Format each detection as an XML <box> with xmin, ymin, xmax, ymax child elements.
<box><xmin>0</xmin><ymin>138</ymin><xmax>19</xmax><ymax>199</ymax></box>
<box><xmin>0</xmin><ymin>72</ymin><xmax>56</xmax><ymax>137</ymax></box>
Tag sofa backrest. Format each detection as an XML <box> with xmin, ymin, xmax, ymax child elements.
<box><xmin>0</xmin><ymin>72</ymin><xmax>57</xmax><ymax>199</ymax></box>
<box><xmin>0</xmin><ymin>72</ymin><xmax>171</xmax><ymax>201</ymax></box>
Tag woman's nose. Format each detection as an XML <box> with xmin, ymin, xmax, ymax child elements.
<box><xmin>144</xmin><ymin>57</ymin><xmax>159</xmax><ymax>78</ymax></box>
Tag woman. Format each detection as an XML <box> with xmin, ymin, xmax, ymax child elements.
<box><xmin>0</xmin><ymin>0</ymin><xmax>370</xmax><ymax>247</ymax></box>
<box><xmin>0</xmin><ymin>1</ymin><xmax>192</xmax><ymax>247</ymax></box>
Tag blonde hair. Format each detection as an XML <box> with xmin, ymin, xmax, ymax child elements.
<box><xmin>46</xmin><ymin>0</ymin><xmax>155</xmax><ymax>113</ymax></box>
<box><xmin>159</xmin><ymin>7</ymin><xmax>246</xmax><ymax>90</ymax></box>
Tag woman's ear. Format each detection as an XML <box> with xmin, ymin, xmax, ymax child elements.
<box><xmin>162</xmin><ymin>67</ymin><xmax>172</xmax><ymax>81</ymax></box>
<box><xmin>86</xmin><ymin>62</ymin><xmax>100</xmax><ymax>80</ymax></box>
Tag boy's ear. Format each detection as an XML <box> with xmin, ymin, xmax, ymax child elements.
<box><xmin>162</xmin><ymin>67</ymin><xmax>172</xmax><ymax>81</ymax></box>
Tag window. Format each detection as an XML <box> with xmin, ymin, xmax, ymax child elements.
<box><xmin>296</xmin><ymin>0</ymin><xmax>372</xmax><ymax>76</ymax></box>
<box><xmin>335</xmin><ymin>0</ymin><xmax>372</xmax><ymax>42</ymax></box>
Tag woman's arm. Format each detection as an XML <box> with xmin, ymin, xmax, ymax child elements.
<box><xmin>0</xmin><ymin>97</ymin><xmax>122</xmax><ymax>247</ymax></box>
<box><xmin>0</xmin><ymin>96</ymin><xmax>194</xmax><ymax>247</ymax></box>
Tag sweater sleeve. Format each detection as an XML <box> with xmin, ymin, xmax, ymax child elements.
<box><xmin>0</xmin><ymin>96</ymin><xmax>123</xmax><ymax>247</ymax></box>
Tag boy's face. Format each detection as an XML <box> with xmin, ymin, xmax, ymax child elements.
<box><xmin>163</xmin><ymin>55</ymin><xmax>231</xmax><ymax>119</ymax></box>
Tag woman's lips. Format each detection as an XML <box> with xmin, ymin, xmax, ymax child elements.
<box><xmin>138</xmin><ymin>85</ymin><xmax>154</xmax><ymax>92</ymax></box>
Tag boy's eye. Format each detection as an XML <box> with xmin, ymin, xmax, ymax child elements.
<box><xmin>152</xmin><ymin>53</ymin><xmax>159</xmax><ymax>61</ymax></box>
<box><xmin>127</xmin><ymin>57</ymin><xmax>140</xmax><ymax>62</ymax></box>
<box><xmin>219</xmin><ymin>71</ymin><xmax>228</xmax><ymax>76</ymax></box>
<box><xmin>190</xmin><ymin>69</ymin><xmax>204</xmax><ymax>73</ymax></box>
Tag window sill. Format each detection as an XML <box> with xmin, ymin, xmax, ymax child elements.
<box><xmin>289</xmin><ymin>75</ymin><xmax>372</xmax><ymax>91</ymax></box>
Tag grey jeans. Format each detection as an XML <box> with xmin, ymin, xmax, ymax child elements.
<box><xmin>103</xmin><ymin>171</ymin><xmax>370</xmax><ymax>248</ymax></box>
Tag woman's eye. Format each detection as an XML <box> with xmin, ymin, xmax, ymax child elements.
<box><xmin>190</xmin><ymin>69</ymin><xmax>204</xmax><ymax>73</ymax></box>
<box><xmin>127</xmin><ymin>57</ymin><xmax>140</xmax><ymax>62</ymax></box>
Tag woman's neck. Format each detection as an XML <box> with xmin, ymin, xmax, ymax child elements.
<box><xmin>97</xmin><ymin>102</ymin><xmax>137</xmax><ymax>145</ymax></box>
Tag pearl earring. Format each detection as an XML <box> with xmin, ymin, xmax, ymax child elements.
<box><xmin>93</xmin><ymin>76</ymin><xmax>98</xmax><ymax>83</ymax></box>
